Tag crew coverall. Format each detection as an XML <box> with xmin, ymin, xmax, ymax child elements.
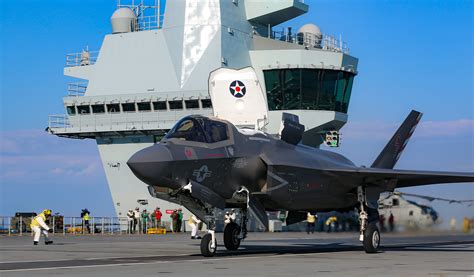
<box><xmin>189</xmin><ymin>215</ymin><xmax>201</xmax><ymax>239</ymax></box>
<box><xmin>30</xmin><ymin>213</ymin><xmax>52</xmax><ymax>244</ymax></box>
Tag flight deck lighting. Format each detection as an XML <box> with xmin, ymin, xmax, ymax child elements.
<box><xmin>325</xmin><ymin>131</ymin><xmax>340</xmax><ymax>147</ymax></box>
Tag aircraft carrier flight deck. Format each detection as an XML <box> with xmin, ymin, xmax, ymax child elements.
<box><xmin>1</xmin><ymin>232</ymin><xmax>473</xmax><ymax>277</ymax></box>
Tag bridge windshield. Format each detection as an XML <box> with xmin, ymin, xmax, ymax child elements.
<box><xmin>165</xmin><ymin>117</ymin><xmax>228</xmax><ymax>143</ymax></box>
<box><xmin>264</xmin><ymin>69</ymin><xmax>355</xmax><ymax>113</ymax></box>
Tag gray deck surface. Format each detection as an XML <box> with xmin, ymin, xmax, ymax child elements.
<box><xmin>1</xmin><ymin>232</ymin><xmax>473</xmax><ymax>276</ymax></box>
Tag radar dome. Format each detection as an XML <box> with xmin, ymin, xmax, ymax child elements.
<box><xmin>297</xmin><ymin>24</ymin><xmax>323</xmax><ymax>48</ymax></box>
<box><xmin>111</xmin><ymin>7</ymin><xmax>137</xmax><ymax>34</ymax></box>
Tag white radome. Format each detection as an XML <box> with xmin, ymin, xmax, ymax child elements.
<box><xmin>298</xmin><ymin>23</ymin><xmax>323</xmax><ymax>47</ymax></box>
<box><xmin>111</xmin><ymin>8</ymin><xmax>137</xmax><ymax>34</ymax></box>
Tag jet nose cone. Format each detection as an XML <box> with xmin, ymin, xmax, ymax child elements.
<box><xmin>127</xmin><ymin>144</ymin><xmax>173</xmax><ymax>186</ymax></box>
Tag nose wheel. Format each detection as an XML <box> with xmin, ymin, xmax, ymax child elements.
<box><xmin>200</xmin><ymin>233</ymin><xmax>217</xmax><ymax>257</ymax></box>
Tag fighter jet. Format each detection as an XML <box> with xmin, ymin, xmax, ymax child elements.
<box><xmin>127</xmin><ymin>110</ymin><xmax>474</xmax><ymax>256</ymax></box>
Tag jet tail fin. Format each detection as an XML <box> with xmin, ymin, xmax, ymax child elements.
<box><xmin>371</xmin><ymin>110</ymin><xmax>423</xmax><ymax>169</ymax></box>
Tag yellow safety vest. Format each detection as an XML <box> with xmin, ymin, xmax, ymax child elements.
<box><xmin>189</xmin><ymin>216</ymin><xmax>195</xmax><ymax>225</ymax></box>
<box><xmin>307</xmin><ymin>214</ymin><xmax>316</xmax><ymax>223</ymax></box>
<box><xmin>30</xmin><ymin>213</ymin><xmax>46</xmax><ymax>228</ymax></box>
<box><xmin>83</xmin><ymin>213</ymin><xmax>90</xmax><ymax>221</ymax></box>
<box><xmin>325</xmin><ymin>216</ymin><xmax>337</xmax><ymax>225</ymax></box>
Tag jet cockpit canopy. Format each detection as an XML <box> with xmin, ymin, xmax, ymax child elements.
<box><xmin>164</xmin><ymin>116</ymin><xmax>229</xmax><ymax>143</ymax></box>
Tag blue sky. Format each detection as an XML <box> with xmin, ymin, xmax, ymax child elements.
<box><xmin>0</xmin><ymin>0</ymin><xmax>473</xmax><ymax>227</ymax></box>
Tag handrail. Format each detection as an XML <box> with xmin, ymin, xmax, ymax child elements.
<box><xmin>65</xmin><ymin>50</ymin><xmax>99</xmax><ymax>67</ymax></box>
<box><xmin>270</xmin><ymin>30</ymin><xmax>350</xmax><ymax>54</ymax></box>
<box><xmin>0</xmin><ymin>215</ymin><xmax>174</xmax><ymax>235</ymax></box>
<box><xmin>67</xmin><ymin>82</ymin><xmax>88</xmax><ymax>96</ymax></box>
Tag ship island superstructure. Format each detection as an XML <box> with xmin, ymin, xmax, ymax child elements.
<box><xmin>48</xmin><ymin>0</ymin><xmax>359</xmax><ymax>224</ymax></box>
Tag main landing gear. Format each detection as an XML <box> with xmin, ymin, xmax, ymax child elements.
<box><xmin>223</xmin><ymin>208</ymin><xmax>248</xmax><ymax>250</ymax></box>
<box><xmin>357</xmin><ymin>186</ymin><xmax>380</xmax><ymax>253</ymax></box>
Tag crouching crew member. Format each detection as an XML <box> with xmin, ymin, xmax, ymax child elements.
<box><xmin>189</xmin><ymin>214</ymin><xmax>202</xmax><ymax>239</ymax></box>
<box><xmin>31</xmin><ymin>209</ymin><xmax>53</xmax><ymax>245</ymax></box>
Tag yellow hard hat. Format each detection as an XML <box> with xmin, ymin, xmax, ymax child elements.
<box><xmin>43</xmin><ymin>209</ymin><xmax>52</xmax><ymax>215</ymax></box>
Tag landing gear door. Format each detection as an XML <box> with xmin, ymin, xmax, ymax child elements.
<box><xmin>209</xmin><ymin>67</ymin><xmax>268</xmax><ymax>130</ymax></box>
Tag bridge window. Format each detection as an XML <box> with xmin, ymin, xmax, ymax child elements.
<box><xmin>185</xmin><ymin>100</ymin><xmax>199</xmax><ymax>109</ymax></box>
<box><xmin>153</xmin><ymin>101</ymin><xmax>167</xmax><ymax>111</ymax></box>
<box><xmin>264</xmin><ymin>69</ymin><xmax>355</xmax><ymax>113</ymax></box>
<box><xmin>201</xmin><ymin>99</ymin><xmax>212</xmax><ymax>109</ymax></box>
<box><xmin>137</xmin><ymin>102</ymin><xmax>152</xmax><ymax>111</ymax></box>
<box><xmin>107</xmin><ymin>104</ymin><xmax>120</xmax><ymax>113</ymax></box>
<box><xmin>122</xmin><ymin>103</ymin><xmax>136</xmax><ymax>112</ymax></box>
<box><xmin>92</xmin><ymin>104</ymin><xmax>105</xmax><ymax>114</ymax></box>
<box><xmin>66</xmin><ymin>106</ymin><xmax>76</xmax><ymax>115</ymax></box>
<box><xmin>77</xmin><ymin>105</ymin><xmax>91</xmax><ymax>114</ymax></box>
<box><xmin>169</xmin><ymin>100</ymin><xmax>183</xmax><ymax>110</ymax></box>
<box><xmin>392</xmin><ymin>199</ymin><xmax>399</xmax><ymax>206</ymax></box>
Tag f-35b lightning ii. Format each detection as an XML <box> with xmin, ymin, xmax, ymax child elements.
<box><xmin>127</xmin><ymin>110</ymin><xmax>474</xmax><ymax>257</ymax></box>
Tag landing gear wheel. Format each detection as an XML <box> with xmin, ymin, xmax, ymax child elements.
<box><xmin>200</xmin><ymin>233</ymin><xmax>217</xmax><ymax>257</ymax></box>
<box><xmin>224</xmin><ymin>222</ymin><xmax>241</xmax><ymax>250</ymax></box>
<box><xmin>363</xmin><ymin>223</ymin><xmax>380</xmax><ymax>253</ymax></box>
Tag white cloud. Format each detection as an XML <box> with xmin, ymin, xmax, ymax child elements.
<box><xmin>0</xmin><ymin>130</ymin><xmax>104</xmax><ymax>186</ymax></box>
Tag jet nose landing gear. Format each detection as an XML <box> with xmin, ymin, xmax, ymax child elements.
<box><xmin>201</xmin><ymin>233</ymin><xmax>217</xmax><ymax>257</ymax></box>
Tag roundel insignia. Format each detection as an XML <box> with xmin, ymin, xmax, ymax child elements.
<box><xmin>229</xmin><ymin>80</ymin><xmax>246</xmax><ymax>98</ymax></box>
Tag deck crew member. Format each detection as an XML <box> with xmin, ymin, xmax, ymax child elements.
<box><xmin>189</xmin><ymin>214</ymin><xmax>202</xmax><ymax>239</ymax></box>
<box><xmin>127</xmin><ymin>209</ymin><xmax>134</xmax><ymax>233</ymax></box>
<box><xmin>306</xmin><ymin>212</ymin><xmax>316</xmax><ymax>234</ymax></box>
<box><xmin>31</xmin><ymin>209</ymin><xmax>53</xmax><ymax>245</ymax></box>
<box><xmin>81</xmin><ymin>209</ymin><xmax>91</xmax><ymax>234</ymax></box>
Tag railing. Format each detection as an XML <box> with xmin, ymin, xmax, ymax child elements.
<box><xmin>67</xmin><ymin>82</ymin><xmax>88</xmax><ymax>96</ymax></box>
<box><xmin>66</xmin><ymin>50</ymin><xmax>99</xmax><ymax>67</ymax></box>
<box><xmin>117</xmin><ymin>0</ymin><xmax>164</xmax><ymax>31</ymax></box>
<box><xmin>136</xmin><ymin>14</ymin><xmax>165</xmax><ymax>31</ymax></box>
<box><xmin>48</xmin><ymin>115</ymin><xmax>71</xmax><ymax>129</ymax></box>
<box><xmin>0</xmin><ymin>216</ymin><xmax>168</xmax><ymax>236</ymax></box>
<box><xmin>270</xmin><ymin>30</ymin><xmax>350</xmax><ymax>54</ymax></box>
<box><xmin>47</xmin><ymin>112</ymin><xmax>190</xmax><ymax>134</ymax></box>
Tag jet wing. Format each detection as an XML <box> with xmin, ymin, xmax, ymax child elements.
<box><xmin>325</xmin><ymin>167</ymin><xmax>474</xmax><ymax>190</ymax></box>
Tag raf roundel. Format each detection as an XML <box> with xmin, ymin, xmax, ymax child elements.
<box><xmin>229</xmin><ymin>80</ymin><xmax>246</xmax><ymax>98</ymax></box>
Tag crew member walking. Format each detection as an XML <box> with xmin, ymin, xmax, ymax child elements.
<box><xmin>306</xmin><ymin>212</ymin><xmax>316</xmax><ymax>234</ymax></box>
<box><xmin>31</xmin><ymin>209</ymin><xmax>53</xmax><ymax>245</ymax></box>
